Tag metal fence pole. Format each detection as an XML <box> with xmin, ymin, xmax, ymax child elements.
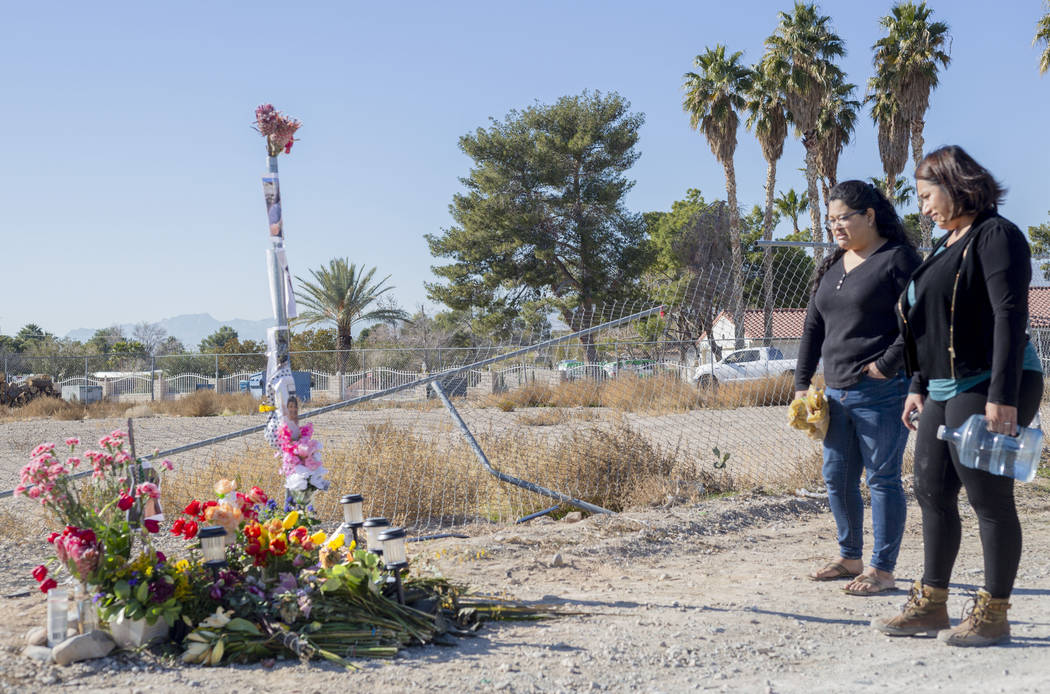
<box><xmin>214</xmin><ymin>354</ymin><xmax>219</xmax><ymax>390</ymax></box>
<box><xmin>150</xmin><ymin>356</ymin><xmax>156</xmax><ymax>401</ymax></box>
<box><xmin>84</xmin><ymin>356</ymin><xmax>88</xmax><ymax>384</ymax></box>
<box><xmin>430</xmin><ymin>380</ymin><xmax>612</xmax><ymax>516</ymax></box>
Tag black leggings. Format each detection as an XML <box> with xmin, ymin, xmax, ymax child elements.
<box><xmin>913</xmin><ymin>371</ymin><xmax>1043</xmax><ymax>598</ymax></box>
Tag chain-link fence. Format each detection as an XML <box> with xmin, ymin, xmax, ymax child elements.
<box><xmin>3</xmin><ymin>245</ymin><xmax>1049</xmax><ymax>536</ymax></box>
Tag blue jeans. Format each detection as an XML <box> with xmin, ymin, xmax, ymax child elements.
<box><xmin>823</xmin><ymin>374</ymin><xmax>909</xmax><ymax>573</ymax></box>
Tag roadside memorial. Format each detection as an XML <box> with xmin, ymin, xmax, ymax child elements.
<box><xmin>15</xmin><ymin>107</ymin><xmax>555</xmax><ymax>668</ymax></box>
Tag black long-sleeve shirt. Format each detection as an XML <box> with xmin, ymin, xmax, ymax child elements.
<box><xmin>898</xmin><ymin>210</ymin><xmax>1032</xmax><ymax>406</ymax></box>
<box><xmin>795</xmin><ymin>240</ymin><xmax>921</xmax><ymax>391</ymax></box>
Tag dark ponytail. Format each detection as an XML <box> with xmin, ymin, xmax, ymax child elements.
<box><xmin>809</xmin><ymin>180</ymin><xmax>913</xmax><ymax>295</ymax></box>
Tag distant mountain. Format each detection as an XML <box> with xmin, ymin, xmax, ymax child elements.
<box><xmin>65</xmin><ymin>314</ymin><xmax>273</xmax><ymax>351</ymax></box>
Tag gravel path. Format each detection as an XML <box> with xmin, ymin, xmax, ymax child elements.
<box><xmin>3</xmin><ymin>414</ymin><xmax>1050</xmax><ymax>693</ymax></box>
<box><xmin>2</xmin><ymin>483</ymin><xmax>1050</xmax><ymax>692</ymax></box>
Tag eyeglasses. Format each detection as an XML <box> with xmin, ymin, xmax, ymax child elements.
<box><xmin>824</xmin><ymin>209</ymin><xmax>864</xmax><ymax>232</ymax></box>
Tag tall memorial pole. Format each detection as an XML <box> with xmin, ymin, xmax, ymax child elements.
<box><xmin>254</xmin><ymin>105</ymin><xmax>329</xmax><ymax>510</ymax></box>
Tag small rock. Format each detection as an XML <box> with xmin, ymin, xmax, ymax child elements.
<box><xmin>25</xmin><ymin>627</ymin><xmax>47</xmax><ymax>647</ymax></box>
<box><xmin>23</xmin><ymin>645</ymin><xmax>53</xmax><ymax>662</ymax></box>
<box><xmin>563</xmin><ymin>511</ymin><xmax>583</xmax><ymax>523</ymax></box>
<box><xmin>551</xmin><ymin>553</ymin><xmax>565</xmax><ymax>567</ymax></box>
<box><xmin>52</xmin><ymin>631</ymin><xmax>115</xmax><ymax>666</ymax></box>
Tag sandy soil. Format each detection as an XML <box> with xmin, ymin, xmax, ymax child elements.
<box><xmin>2</xmin><ymin>415</ymin><xmax>1050</xmax><ymax>693</ymax></box>
<box><xmin>2</xmin><ymin>482</ymin><xmax>1050</xmax><ymax>693</ymax></box>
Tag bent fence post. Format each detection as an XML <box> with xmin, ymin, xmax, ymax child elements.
<box><xmin>430</xmin><ymin>380</ymin><xmax>612</xmax><ymax>516</ymax></box>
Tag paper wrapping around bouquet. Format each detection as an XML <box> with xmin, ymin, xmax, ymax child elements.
<box><xmin>787</xmin><ymin>386</ymin><xmax>829</xmax><ymax>441</ymax></box>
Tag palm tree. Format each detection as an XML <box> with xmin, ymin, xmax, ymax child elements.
<box><xmin>774</xmin><ymin>189</ymin><xmax>809</xmax><ymax>237</ymax></box>
<box><xmin>869</xmin><ymin>175</ymin><xmax>915</xmax><ymax>208</ymax></box>
<box><xmin>745</xmin><ymin>55</ymin><xmax>789</xmax><ymax>345</ymax></box>
<box><xmin>766</xmin><ymin>2</ymin><xmax>846</xmax><ymax>263</ymax></box>
<box><xmin>1037</xmin><ymin>2</ymin><xmax>1050</xmax><ymax>75</ymax></box>
<box><xmin>294</xmin><ymin>259</ymin><xmax>409</xmax><ymax>373</ymax></box>
<box><xmin>814</xmin><ymin>76</ymin><xmax>860</xmax><ymax>239</ymax></box>
<box><xmin>867</xmin><ymin>80</ymin><xmax>911</xmax><ymax>203</ymax></box>
<box><xmin>683</xmin><ymin>44</ymin><xmax>753</xmax><ymax>348</ymax></box>
<box><xmin>871</xmin><ymin>1</ymin><xmax>951</xmax><ymax>248</ymax></box>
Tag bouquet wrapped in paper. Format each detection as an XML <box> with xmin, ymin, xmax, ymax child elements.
<box><xmin>787</xmin><ymin>386</ymin><xmax>829</xmax><ymax>440</ymax></box>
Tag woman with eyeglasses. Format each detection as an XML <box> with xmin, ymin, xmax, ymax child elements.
<box><xmin>795</xmin><ymin>180</ymin><xmax>921</xmax><ymax>594</ymax></box>
<box><xmin>873</xmin><ymin>146</ymin><xmax>1042</xmax><ymax>647</ymax></box>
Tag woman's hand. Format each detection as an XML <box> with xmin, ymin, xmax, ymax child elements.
<box><xmin>864</xmin><ymin>362</ymin><xmax>887</xmax><ymax>379</ymax></box>
<box><xmin>902</xmin><ymin>393</ymin><xmax>924</xmax><ymax>431</ymax></box>
<box><xmin>795</xmin><ymin>390</ymin><xmax>809</xmax><ymax>401</ymax></box>
<box><xmin>985</xmin><ymin>402</ymin><xmax>1019</xmax><ymax>436</ymax></box>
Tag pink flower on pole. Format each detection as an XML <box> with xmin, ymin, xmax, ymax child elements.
<box><xmin>136</xmin><ymin>482</ymin><xmax>160</xmax><ymax>499</ymax></box>
<box><xmin>161</xmin><ymin>459</ymin><xmax>174</xmax><ymax>471</ymax></box>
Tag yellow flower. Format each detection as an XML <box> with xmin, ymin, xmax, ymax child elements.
<box><xmin>326</xmin><ymin>533</ymin><xmax>345</xmax><ymax>550</ymax></box>
<box><xmin>309</xmin><ymin>530</ymin><xmax>327</xmax><ymax>546</ymax></box>
<box><xmin>175</xmin><ymin>559</ymin><xmax>190</xmax><ymax>573</ymax></box>
<box><xmin>282</xmin><ymin>510</ymin><xmax>299</xmax><ymax>529</ymax></box>
<box><xmin>265</xmin><ymin>518</ymin><xmax>284</xmax><ymax>537</ymax></box>
<box><xmin>347</xmin><ymin>540</ymin><xmax>356</xmax><ymax>552</ymax></box>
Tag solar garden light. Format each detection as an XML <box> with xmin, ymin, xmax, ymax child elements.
<box><xmin>199</xmin><ymin>526</ymin><xmax>228</xmax><ymax>573</ymax></box>
<box><xmin>362</xmin><ymin>517</ymin><xmax>390</xmax><ymax>556</ymax></box>
<box><xmin>378</xmin><ymin>527</ymin><xmax>408</xmax><ymax>604</ymax></box>
<box><xmin>336</xmin><ymin>494</ymin><xmax>365</xmax><ymax>544</ymax></box>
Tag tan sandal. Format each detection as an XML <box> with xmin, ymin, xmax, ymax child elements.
<box><xmin>808</xmin><ymin>562</ymin><xmax>860</xmax><ymax>582</ymax></box>
<box><xmin>843</xmin><ymin>574</ymin><xmax>898</xmax><ymax>595</ymax></box>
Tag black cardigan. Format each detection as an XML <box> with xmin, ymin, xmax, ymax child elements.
<box><xmin>795</xmin><ymin>240</ymin><xmax>921</xmax><ymax>391</ymax></box>
<box><xmin>897</xmin><ymin>209</ymin><xmax>1031</xmax><ymax>406</ymax></box>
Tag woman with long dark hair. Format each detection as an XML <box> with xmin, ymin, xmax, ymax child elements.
<box><xmin>795</xmin><ymin>180</ymin><xmax>921</xmax><ymax>594</ymax></box>
<box><xmin>873</xmin><ymin>146</ymin><xmax>1043</xmax><ymax>646</ymax></box>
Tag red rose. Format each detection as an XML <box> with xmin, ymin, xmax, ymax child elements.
<box><xmin>47</xmin><ymin>532</ymin><xmax>59</xmax><ymax>544</ymax></box>
<box><xmin>32</xmin><ymin>565</ymin><xmax>47</xmax><ymax>582</ymax></box>
<box><xmin>117</xmin><ymin>492</ymin><xmax>134</xmax><ymax>511</ymax></box>
<box><xmin>39</xmin><ymin>578</ymin><xmax>58</xmax><ymax>593</ymax></box>
<box><xmin>183</xmin><ymin>500</ymin><xmax>201</xmax><ymax>516</ymax></box>
<box><xmin>182</xmin><ymin>520</ymin><xmax>199</xmax><ymax>539</ymax></box>
<box><xmin>143</xmin><ymin>519</ymin><xmax>160</xmax><ymax>533</ymax></box>
<box><xmin>171</xmin><ymin>518</ymin><xmax>186</xmax><ymax>535</ymax></box>
<box><xmin>249</xmin><ymin>486</ymin><xmax>268</xmax><ymax>504</ymax></box>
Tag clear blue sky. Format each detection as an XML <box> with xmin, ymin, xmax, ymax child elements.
<box><xmin>5</xmin><ymin>0</ymin><xmax>1049</xmax><ymax>338</ymax></box>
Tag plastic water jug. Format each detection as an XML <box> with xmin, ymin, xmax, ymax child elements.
<box><xmin>936</xmin><ymin>414</ymin><xmax>1043</xmax><ymax>483</ymax></box>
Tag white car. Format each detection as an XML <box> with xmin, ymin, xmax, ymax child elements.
<box><xmin>693</xmin><ymin>347</ymin><xmax>797</xmax><ymax>386</ymax></box>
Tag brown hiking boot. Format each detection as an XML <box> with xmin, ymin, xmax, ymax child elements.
<box><xmin>938</xmin><ymin>589</ymin><xmax>1011</xmax><ymax>647</ymax></box>
<box><xmin>871</xmin><ymin>580</ymin><xmax>949</xmax><ymax>636</ymax></box>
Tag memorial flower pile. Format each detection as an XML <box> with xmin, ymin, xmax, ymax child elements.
<box><xmin>18</xmin><ymin>432</ymin><xmax>181</xmax><ymax>625</ymax></box>
<box><xmin>24</xmin><ymin>434</ymin><xmax>556</xmax><ymax>667</ymax></box>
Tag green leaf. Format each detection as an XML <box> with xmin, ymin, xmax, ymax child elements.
<box><xmin>114</xmin><ymin>580</ymin><xmax>130</xmax><ymax>600</ymax></box>
<box><xmin>225</xmin><ymin>618</ymin><xmax>262</xmax><ymax>636</ymax></box>
<box><xmin>135</xmin><ymin>580</ymin><xmax>149</xmax><ymax>604</ymax></box>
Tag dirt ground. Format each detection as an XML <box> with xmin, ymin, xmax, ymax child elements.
<box><xmin>2</xmin><ymin>478</ymin><xmax>1050</xmax><ymax>693</ymax></box>
<box><xmin>2</xmin><ymin>412</ymin><xmax>1050</xmax><ymax>693</ymax></box>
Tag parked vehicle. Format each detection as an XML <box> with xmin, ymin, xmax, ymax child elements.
<box><xmin>692</xmin><ymin>347</ymin><xmax>797</xmax><ymax>387</ymax></box>
<box><xmin>602</xmin><ymin>359</ymin><xmax>657</xmax><ymax>378</ymax></box>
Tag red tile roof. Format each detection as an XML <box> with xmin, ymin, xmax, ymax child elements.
<box><xmin>700</xmin><ymin>308</ymin><xmax>808</xmax><ymax>340</ymax></box>
<box><xmin>1029</xmin><ymin>287</ymin><xmax>1050</xmax><ymax>328</ymax></box>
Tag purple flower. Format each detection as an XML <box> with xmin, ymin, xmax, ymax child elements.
<box><xmin>149</xmin><ymin>579</ymin><xmax>174</xmax><ymax>603</ymax></box>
